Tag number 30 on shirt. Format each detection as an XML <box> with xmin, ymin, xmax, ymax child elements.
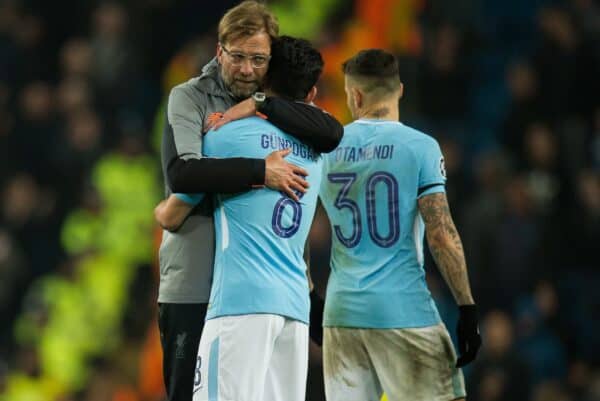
<box><xmin>328</xmin><ymin>171</ymin><xmax>400</xmax><ymax>248</ymax></box>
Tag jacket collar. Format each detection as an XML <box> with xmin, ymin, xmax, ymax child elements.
<box><xmin>197</xmin><ymin>58</ymin><xmax>235</xmax><ymax>99</ymax></box>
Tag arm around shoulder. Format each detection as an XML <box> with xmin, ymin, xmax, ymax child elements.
<box><xmin>261</xmin><ymin>98</ymin><xmax>343</xmax><ymax>153</ymax></box>
<box><xmin>164</xmin><ymin>86</ymin><xmax>267</xmax><ymax>194</ymax></box>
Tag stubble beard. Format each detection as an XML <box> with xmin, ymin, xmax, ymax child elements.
<box><xmin>222</xmin><ymin>72</ymin><xmax>260</xmax><ymax>100</ymax></box>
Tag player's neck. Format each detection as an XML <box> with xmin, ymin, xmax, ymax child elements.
<box><xmin>359</xmin><ymin>103</ymin><xmax>399</xmax><ymax>121</ymax></box>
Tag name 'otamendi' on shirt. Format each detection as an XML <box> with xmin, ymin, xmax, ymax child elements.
<box><xmin>319</xmin><ymin>119</ymin><xmax>447</xmax><ymax>330</ymax></box>
<box><xmin>333</xmin><ymin>144</ymin><xmax>395</xmax><ymax>162</ymax></box>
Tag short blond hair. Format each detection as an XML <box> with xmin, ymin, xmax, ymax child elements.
<box><xmin>218</xmin><ymin>1</ymin><xmax>279</xmax><ymax>46</ymax></box>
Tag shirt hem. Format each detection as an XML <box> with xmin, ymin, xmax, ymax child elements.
<box><xmin>323</xmin><ymin>318</ymin><xmax>441</xmax><ymax>329</ymax></box>
<box><xmin>207</xmin><ymin>310</ymin><xmax>309</xmax><ymax>325</ymax></box>
<box><xmin>157</xmin><ymin>296</ymin><xmax>210</xmax><ymax>304</ymax></box>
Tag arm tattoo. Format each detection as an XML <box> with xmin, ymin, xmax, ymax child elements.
<box><xmin>418</xmin><ymin>192</ymin><xmax>474</xmax><ymax>305</ymax></box>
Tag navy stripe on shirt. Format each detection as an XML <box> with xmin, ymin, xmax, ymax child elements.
<box><xmin>418</xmin><ymin>183</ymin><xmax>444</xmax><ymax>196</ymax></box>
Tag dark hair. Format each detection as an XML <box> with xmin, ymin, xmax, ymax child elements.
<box><xmin>342</xmin><ymin>49</ymin><xmax>400</xmax><ymax>95</ymax></box>
<box><xmin>266</xmin><ymin>36</ymin><xmax>324</xmax><ymax>101</ymax></box>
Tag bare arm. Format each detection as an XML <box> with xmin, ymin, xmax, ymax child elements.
<box><xmin>418</xmin><ymin>192</ymin><xmax>474</xmax><ymax>305</ymax></box>
<box><xmin>154</xmin><ymin>196</ymin><xmax>195</xmax><ymax>232</ymax></box>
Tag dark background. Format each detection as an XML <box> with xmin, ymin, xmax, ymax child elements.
<box><xmin>0</xmin><ymin>0</ymin><xmax>598</xmax><ymax>400</ymax></box>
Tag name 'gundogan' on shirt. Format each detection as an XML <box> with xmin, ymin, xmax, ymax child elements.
<box><xmin>261</xmin><ymin>133</ymin><xmax>319</xmax><ymax>161</ymax></box>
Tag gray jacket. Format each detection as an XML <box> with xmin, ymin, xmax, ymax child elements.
<box><xmin>158</xmin><ymin>59</ymin><xmax>235</xmax><ymax>303</ymax></box>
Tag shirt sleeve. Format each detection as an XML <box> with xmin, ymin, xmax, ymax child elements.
<box><xmin>174</xmin><ymin>193</ymin><xmax>205</xmax><ymax>205</ymax></box>
<box><xmin>417</xmin><ymin>138</ymin><xmax>447</xmax><ymax>198</ymax></box>
<box><xmin>260</xmin><ymin>98</ymin><xmax>343</xmax><ymax>153</ymax></box>
<box><xmin>162</xmin><ymin>86</ymin><xmax>266</xmax><ymax>194</ymax></box>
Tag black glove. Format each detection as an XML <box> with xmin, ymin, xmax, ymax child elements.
<box><xmin>309</xmin><ymin>291</ymin><xmax>325</xmax><ymax>346</ymax></box>
<box><xmin>456</xmin><ymin>304</ymin><xmax>481</xmax><ymax>367</ymax></box>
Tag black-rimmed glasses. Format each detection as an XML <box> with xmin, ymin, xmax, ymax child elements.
<box><xmin>221</xmin><ymin>45</ymin><xmax>271</xmax><ymax>68</ymax></box>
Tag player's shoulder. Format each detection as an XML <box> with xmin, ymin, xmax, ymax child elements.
<box><xmin>168</xmin><ymin>78</ymin><xmax>205</xmax><ymax>103</ymax></box>
<box><xmin>229</xmin><ymin>115</ymin><xmax>274</xmax><ymax>129</ymax></box>
<box><xmin>398</xmin><ymin>123</ymin><xmax>440</xmax><ymax>147</ymax></box>
<box><xmin>343</xmin><ymin>120</ymin><xmax>438</xmax><ymax>145</ymax></box>
<box><xmin>337</xmin><ymin>120</ymin><xmax>370</xmax><ymax>143</ymax></box>
<box><xmin>208</xmin><ymin>116</ymin><xmax>275</xmax><ymax>137</ymax></box>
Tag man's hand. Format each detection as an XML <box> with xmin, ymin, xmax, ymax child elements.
<box><xmin>456</xmin><ymin>304</ymin><xmax>482</xmax><ymax>367</ymax></box>
<box><xmin>265</xmin><ymin>149</ymin><xmax>309</xmax><ymax>202</ymax></box>
<box><xmin>206</xmin><ymin>98</ymin><xmax>258</xmax><ymax>131</ymax></box>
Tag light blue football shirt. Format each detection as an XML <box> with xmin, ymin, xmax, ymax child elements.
<box><xmin>319</xmin><ymin>119</ymin><xmax>446</xmax><ymax>329</ymax></box>
<box><xmin>192</xmin><ymin>117</ymin><xmax>322</xmax><ymax>324</ymax></box>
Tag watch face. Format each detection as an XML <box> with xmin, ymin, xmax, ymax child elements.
<box><xmin>253</xmin><ymin>92</ymin><xmax>266</xmax><ymax>102</ymax></box>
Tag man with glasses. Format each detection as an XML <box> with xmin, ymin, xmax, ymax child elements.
<box><xmin>158</xmin><ymin>34</ymin><xmax>326</xmax><ymax>401</ymax></box>
<box><xmin>220</xmin><ymin>45</ymin><xmax>270</xmax><ymax>69</ymax></box>
<box><xmin>157</xmin><ymin>2</ymin><xmax>342</xmax><ymax>401</ymax></box>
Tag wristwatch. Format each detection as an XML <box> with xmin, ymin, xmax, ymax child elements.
<box><xmin>252</xmin><ymin>91</ymin><xmax>266</xmax><ymax>111</ymax></box>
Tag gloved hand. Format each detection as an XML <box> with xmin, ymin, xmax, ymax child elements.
<box><xmin>456</xmin><ymin>304</ymin><xmax>481</xmax><ymax>367</ymax></box>
<box><xmin>309</xmin><ymin>291</ymin><xmax>325</xmax><ymax>346</ymax></box>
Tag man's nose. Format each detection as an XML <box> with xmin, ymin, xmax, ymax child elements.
<box><xmin>239</xmin><ymin>59</ymin><xmax>254</xmax><ymax>75</ymax></box>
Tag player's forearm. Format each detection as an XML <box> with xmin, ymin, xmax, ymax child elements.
<box><xmin>155</xmin><ymin>195</ymin><xmax>196</xmax><ymax>231</ymax></box>
<box><xmin>419</xmin><ymin>193</ymin><xmax>474</xmax><ymax>305</ymax></box>
<box><xmin>428</xmin><ymin>234</ymin><xmax>474</xmax><ymax>305</ymax></box>
<box><xmin>261</xmin><ymin>98</ymin><xmax>343</xmax><ymax>153</ymax></box>
<box><xmin>155</xmin><ymin>201</ymin><xmax>181</xmax><ymax>231</ymax></box>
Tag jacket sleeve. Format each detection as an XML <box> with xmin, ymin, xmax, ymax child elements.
<box><xmin>162</xmin><ymin>86</ymin><xmax>265</xmax><ymax>194</ymax></box>
<box><xmin>260</xmin><ymin>97</ymin><xmax>343</xmax><ymax>153</ymax></box>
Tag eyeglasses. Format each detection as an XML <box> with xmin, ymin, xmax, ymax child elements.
<box><xmin>221</xmin><ymin>45</ymin><xmax>271</xmax><ymax>68</ymax></box>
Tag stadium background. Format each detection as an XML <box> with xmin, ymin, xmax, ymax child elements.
<box><xmin>0</xmin><ymin>0</ymin><xmax>598</xmax><ymax>400</ymax></box>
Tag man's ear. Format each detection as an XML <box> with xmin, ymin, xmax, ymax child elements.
<box><xmin>398</xmin><ymin>83</ymin><xmax>404</xmax><ymax>100</ymax></box>
<box><xmin>304</xmin><ymin>86</ymin><xmax>318</xmax><ymax>104</ymax></box>
<box><xmin>352</xmin><ymin>87</ymin><xmax>363</xmax><ymax>110</ymax></box>
<box><xmin>216</xmin><ymin>43</ymin><xmax>224</xmax><ymax>64</ymax></box>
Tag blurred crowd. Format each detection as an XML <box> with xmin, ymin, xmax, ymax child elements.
<box><xmin>313</xmin><ymin>1</ymin><xmax>600</xmax><ymax>400</ymax></box>
<box><xmin>0</xmin><ymin>0</ymin><xmax>156</xmax><ymax>354</ymax></box>
<box><xmin>0</xmin><ymin>0</ymin><xmax>598</xmax><ymax>401</ymax></box>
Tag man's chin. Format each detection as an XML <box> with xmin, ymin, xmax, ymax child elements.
<box><xmin>230</xmin><ymin>83</ymin><xmax>258</xmax><ymax>99</ymax></box>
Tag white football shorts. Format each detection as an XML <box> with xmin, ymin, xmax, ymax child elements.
<box><xmin>193</xmin><ymin>313</ymin><xmax>308</xmax><ymax>401</ymax></box>
<box><xmin>323</xmin><ymin>323</ymin><xmax>466</xmax><ymax>401</ymax></box>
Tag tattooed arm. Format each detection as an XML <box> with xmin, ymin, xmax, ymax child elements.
<box><xmin>418</xmin><ymin>192</ymin><xmax>474</xmax><ymax>305</ymax></box>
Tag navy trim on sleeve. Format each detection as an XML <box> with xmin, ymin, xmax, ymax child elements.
<box><xmin>418</xmin><ymin>183</ymin><xmax>444</xmax><ymax>196</ymax></box>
